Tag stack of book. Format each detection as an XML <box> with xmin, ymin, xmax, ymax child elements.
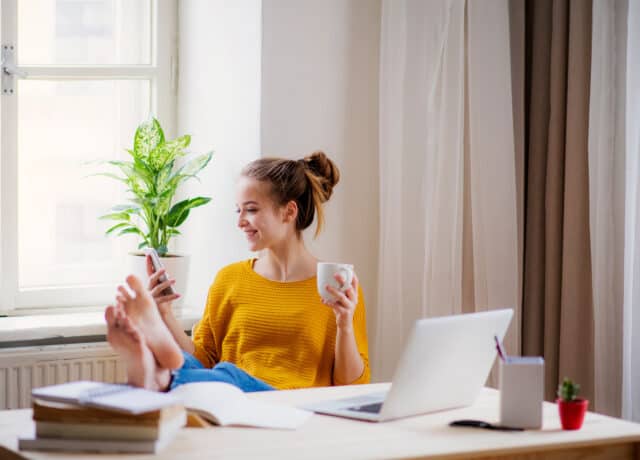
<box><xmin>18</xmin><ymin>382</ymin><xmax>186</xmax><ymax>454</ymax></box>
<box><xmin>17</xmin><ymin>378</ymin><xmax>313</xmax><ymax>453</ymax></box>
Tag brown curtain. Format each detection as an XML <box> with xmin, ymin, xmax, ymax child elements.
<box><xmin>522</xmin><ymin>0</ymin><xmax>595</xmax><ymax>404</ymax></box>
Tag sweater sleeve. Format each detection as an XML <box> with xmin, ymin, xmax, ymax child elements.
<box><xmin>335</xmin><ymin>284</ymin><xmax>371</xmax><ymax>385</ymax></box>
<box><xmin>191</xmin><ymin>280</ymin><xmax>221</xmax><ymax>368</ymax></box>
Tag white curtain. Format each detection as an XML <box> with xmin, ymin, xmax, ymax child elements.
<box><xmin>375</xmin><ymin>0</ymin><xmax>519</xmax><ymax>381</ymax></box>
<box><xmin>623</xmin><ymin>0</ymin><xmax>640</xmax><ymax>421</ymax></box>
<box><xmin>590</xmin><ymin>0</ymin><xmax>640</xmax><ymax>420</ymax></box>
<box><xmin>588</xmin><ymin>0</ymin><xmax>627</xmax><ymax>418</ymax></box>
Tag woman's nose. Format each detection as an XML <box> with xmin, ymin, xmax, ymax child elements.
<box><xmin>237</xmin><ymin>213</ymin><xmax>246</xmax><ymax>228</ymax></box>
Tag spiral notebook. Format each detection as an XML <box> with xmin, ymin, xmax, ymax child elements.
<box><xmin>31</xmin><ymin>381</ymin><xmax>180</xmax><ymax>415</ymax></box>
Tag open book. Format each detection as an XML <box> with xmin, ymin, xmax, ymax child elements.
<box><xmin>32</xmin><ymin>380</ymin><xmax>312</xmax><ymax>430</ymax></box>
<box><xmin>170</xmin><ymin>382</ymin><xmax>312</xmax><ymax>430</ymax></box>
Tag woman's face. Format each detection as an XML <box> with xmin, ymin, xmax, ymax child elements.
<box><xmin>235</xmin><ymin>176</ymin><xmax>295</xmax><ymax>251</ymax></box>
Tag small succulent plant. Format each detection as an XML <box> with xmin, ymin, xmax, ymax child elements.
<box><xmin>557</xmin><ymin>377</ymin><xmax>580</xmax><ymax>402</ymax></box>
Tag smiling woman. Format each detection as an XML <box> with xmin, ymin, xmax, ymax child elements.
<box><xmin>238</xmin><ymin>152</ymin><xmax>340</xmax><ymax>243</ymax></box>
<box><xmin>105</xmin><ymin>151</ymin><xmax>370</xmax><ymax>393</ymax></box>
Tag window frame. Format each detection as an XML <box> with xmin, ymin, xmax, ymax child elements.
<box><xmin>0</xmin><ymin>0</ymin><xmax>177</xmax><ymax>313</ymax></box>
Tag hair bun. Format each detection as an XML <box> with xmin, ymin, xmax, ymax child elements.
<box><xmin>302</xmin><ymin>151</ymin><xmax>340</xmax><ymax>202</ymax></box>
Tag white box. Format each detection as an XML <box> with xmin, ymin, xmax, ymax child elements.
<box><xmin>499</xmin><ymin>356</ymin><xmax>544</xmax><ymax>429</ymax></box>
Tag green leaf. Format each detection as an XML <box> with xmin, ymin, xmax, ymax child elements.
<box><xmin>138</xmin><ymin>241</ymin><xmax>149</xmax><ymax>250</ymax></box>
<box><xmin>165</xmin><ymin>199</ymin><xmax>192</xmax><ymax>228</ymax></box>
<box><xmin>181</xmin><ymin>151</ymin><xmax>213</xmax><ymax>178</ymax></box>
<box><xmin>160</xmin><ymin>152</ymin><xmax>213</xmax><ymax>195</ymax></box>
<box><xmin>108</xmin><ymin>161</ymin><xmax>136</xmax><ymax>181</ymax></box>
<box><xmin>187</xmin><ymin>196</ymin><xmax>212</xmax><ymax>208</ymax></box>
<box><xmin>133</xmin><ymin>118</ymin><xmax>165</xmax><ymax>159</ymax></box>
<box><xmin>166</xmin><ymin>197</ymin><xmax>212</xmax><ymax>228</ymax></box>
<box><xmin>156</xmin><ymin>161</ymin><xmax>175</xmax><ymax>188</ymax></box>
<box><xmin>156</xmin><ymin>189</ymin><xmax>175</xmax><ymax>215</ymax></box>
<box><xmin>111</xmin><ymin>204</ymin><xmax>140</xmax><ymax>213</ymax></box>
<box><xmin>99</xmin><ymin>212</ymin><xmax>131</xmax><ymax>221</ymax></box>
<box><xmin>148</xmin><ymin>135</ymin><xmax>191</xmax><ymax>171</ymax></box>
<box><xmin>166</xmin><ymin>228</ymin><xmax>182</xmax><ymax>236</ymax></box>
<box><xmin>133</xmin><ymin>156</ymin><xmax>153</xmax><ymax>176</ymax></box>
<box><xmin>117</xmin><ymin>226</ymin><xmax>146</xmax><ymax>237</ymax></box>
<box><xmin>105</xmin><ymin>222</ymin><xmax>131</xmax><ymax>235</ymax></box>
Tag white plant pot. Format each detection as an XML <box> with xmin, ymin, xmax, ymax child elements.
<box><xmin>128</xmin><ymin>252</ymin><xmax>190</xmax><ymax>311</ymax></box>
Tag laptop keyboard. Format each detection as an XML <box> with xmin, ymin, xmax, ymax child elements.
<box><xmin>348</xmin><ymin>402</ymin><xmax>383</xmax><ymax>414</ymax></box>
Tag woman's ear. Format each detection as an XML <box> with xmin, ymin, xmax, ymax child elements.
<box><xmin>283</xmin><ymin>200</ymin><xmax>298</xmax><ymax>224</ymax></box>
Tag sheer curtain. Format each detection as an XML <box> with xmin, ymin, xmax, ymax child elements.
<box><xmin>375</xmin><ymin>0</ymin><xmax>519</xmax><ymax>381</ymax></box>
<box><xmin>589</xmin><ymin>0</ymin><xmax>627</xmax><ymax>418</ymax></box>
<box><xmin>589</xmin><ymin>0</ymin><xmax>640</xmax><ymax>420</ymax></box>
<box><xmin>623</xmin><ymin>0</ymin><xmax>640</xmax><ymax>421</ymax></box>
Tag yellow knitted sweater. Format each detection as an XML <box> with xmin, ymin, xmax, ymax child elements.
<box><xmin>192</xmin><ymin>259</ymin><xmax>370</xmax><ymax>389</ymax></box>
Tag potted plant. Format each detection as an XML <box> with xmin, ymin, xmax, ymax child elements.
<box><xmin>98</xmin><ymin>117</ymin><xmax>213</xmax><ymax>306</ymax></box>
<box><xmin>556</xmin><ymin>377</ymin><xmax>589</xmax><ymax>430</ymax></box>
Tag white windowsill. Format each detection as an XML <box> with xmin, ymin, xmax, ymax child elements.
<box><xmin>0</xmin><ymin>308</ymin><xmax>201</xmax><ymax>346</ymax></box>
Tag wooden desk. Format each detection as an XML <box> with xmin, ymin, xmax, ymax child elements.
<box><xmin>1</xmin><ymin>383</ymin><xmax>640</xmax><ymax>459</ymax></box>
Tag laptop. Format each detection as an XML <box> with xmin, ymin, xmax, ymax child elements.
<box><xmin>304</xmin><ymin>308</ymin><xmax>513</xmax><ymax>422</ymax></box>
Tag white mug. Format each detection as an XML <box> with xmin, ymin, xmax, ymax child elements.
<box><xmin>317</xmin><ymin>262</ymin><xmax>354</xmax><ymax>302</ymax></box>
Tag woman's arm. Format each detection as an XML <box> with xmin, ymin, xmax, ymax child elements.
<box><xmin>333</xmin><ymin>325</ymin><xmax>365</xmax><ymax>384</ymax></box>
<box><xmin>324</xmin><ymin>273</ymin><xmax>369</xmax><ymax>384</ymax></box>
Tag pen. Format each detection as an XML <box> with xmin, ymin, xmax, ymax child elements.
<box><xmin>450</xmin><ymin>419</ymin><xmax>524</xmax><ymax>431</ymax></box>
<box><xmin>494</xmin><ymin>335</ymin><xmax>507</xmax><ymax>362</ymax></box>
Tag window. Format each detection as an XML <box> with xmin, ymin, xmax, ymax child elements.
<box><xmin>1</xmin><ymin>0</ymin><xmax>177</xmax><ymax>311</ymax></box>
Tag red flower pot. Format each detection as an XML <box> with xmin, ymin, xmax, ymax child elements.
<box><xmin>556</xmin><ymin>398</ymin><xmax>589</xmax><ymax>430</ymax></box>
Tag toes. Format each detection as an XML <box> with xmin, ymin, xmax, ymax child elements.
<box><xmin>115</xmin><ymin>307</ymin><xmax>125</xmax><ymax>320</ymax></box>
<box><xmin>117</xmin><ymin>285</ymin><xmax>133</xmax><ymax>301</ymax></box>
<box><xmin>105</xmin><ymin>305</ymin><xmax>116</xmax><ymax>326</ymax></box>
<box><xmin>125</xmin><ymin>274</ymin><xmax>145</xmax><ymax>296</ymax></box>
<box><xmin>120</xmin><ymin>315</ymin><xmax>134</xmax><ymax>332</ymax></box>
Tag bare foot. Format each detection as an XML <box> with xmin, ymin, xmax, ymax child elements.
<box><xmin>105</xmin><ymin>305</ymin><xmax>171</xmax><ymax>391</ymax></box>
<box><xmin>115</xmin><ymin>275</ymin><xmax>184</xmax><ymax>370</ymax></box>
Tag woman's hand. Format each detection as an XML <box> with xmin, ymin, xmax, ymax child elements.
<box><xmin>323</xmin><ymin>272</ymin><xmax>359</xmax><ymax>332</ymax></box>
<box><xmin>146</xmin><ymin>255</ymin><xmax>181</xmax><ymax>317</ymax></box>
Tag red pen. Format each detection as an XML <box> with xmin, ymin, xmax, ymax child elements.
<box><xmin>494</xmin><ymin>335</ymin><xmax>507</xmax><ymax>361</ymax></box>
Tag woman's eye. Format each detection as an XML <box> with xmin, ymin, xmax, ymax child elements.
<box><xmin>235</xmin><ymin>207</ymin><xmax>258</xmax><ymax>214</ymax></box>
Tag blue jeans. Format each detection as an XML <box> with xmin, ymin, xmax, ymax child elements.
<box><xmin>169</xmin><ymin>352</ymin><xmax>275</xmax><ymax>392</ymax></box>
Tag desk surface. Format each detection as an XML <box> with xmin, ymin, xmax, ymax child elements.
<box><xmin>2</xmin><ymin>383</ymin><xmax>640</xmax><ymax>460</ymax></box>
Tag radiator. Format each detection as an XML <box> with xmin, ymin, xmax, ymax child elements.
<box><xmin>0</xmin><ymin>342</ymin><xmax>126</xmax><ymax>410</ymax></box>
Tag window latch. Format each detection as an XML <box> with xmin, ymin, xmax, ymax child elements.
<box><xmin>1</xmin><ymin>44</ymin><xmax>27</xmax><ymax>95</ymax></box>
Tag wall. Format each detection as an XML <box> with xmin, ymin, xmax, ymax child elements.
<box><xmin>261</xmin><ymin>0</ymin><xmax>381</xmax><ymax>378</ymax></box>
<box><xmin>177</xmin><ymin>1</ymin><xmax>382</xmax><ymax>380</ymax></box>
<box><xmin>177</xmin><ymin>0</ymin><xmax>262</xmax><ymax>310</ymax></box>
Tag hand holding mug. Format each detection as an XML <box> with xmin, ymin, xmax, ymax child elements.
<box><xmin>317</xmin><ymin>262</ymin><xmax>358</xmax><ymax>331</ymax></box>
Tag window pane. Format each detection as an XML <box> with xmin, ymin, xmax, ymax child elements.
<box><xmin>18</xmin><ymin>0</ymin><xmax>151</xmax><ymax>65</ymax></box>
<box><xmin>18</xmin><ymin>79</ymin><xmax>151</xmax><ymax>289</ymax></box>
